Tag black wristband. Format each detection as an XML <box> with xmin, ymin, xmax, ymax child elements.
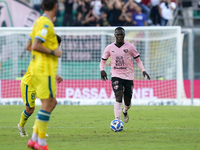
<box><xmin>50</xmin><ymin>50</ymin><xmax>54</xmax><ymax>55</ymax></box>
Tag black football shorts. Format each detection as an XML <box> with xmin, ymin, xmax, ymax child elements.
<box><xmin>111</xmin><ymin>77</ymin><xmax>134</xmax><ymax>99</ymax></box>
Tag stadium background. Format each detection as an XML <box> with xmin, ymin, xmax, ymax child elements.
<box><xmin>0</xmin><ymin>0</ymin><xmax>200</xmax><ymax>105</ymax></box>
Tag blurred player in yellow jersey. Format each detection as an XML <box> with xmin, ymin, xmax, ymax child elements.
<box><xmin>26</xmin><ymin>0</ymin><xmax>61</xmax><ymax>150</ymax></box>
<box><xmin>17</xmin><ymin>35</ymin><xmax>62</xmax><ymax>138</ymax></box>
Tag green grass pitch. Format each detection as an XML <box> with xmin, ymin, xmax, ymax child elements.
<box><xmin>0</xmin><ymin>105</ymin><xmax>200</xmax><ymax>150</ymax></box>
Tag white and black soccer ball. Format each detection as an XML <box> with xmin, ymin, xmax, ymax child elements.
<box><xmin>110</xmin><ymin>119</ymin><xmax>124</xmax><ymax>132</ymax></box>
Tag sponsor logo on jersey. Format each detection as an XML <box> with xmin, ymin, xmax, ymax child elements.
<box><xmin>41</xmin><ymin>28</ymin><xmax>47</xmax><ymax>36</ymax></box>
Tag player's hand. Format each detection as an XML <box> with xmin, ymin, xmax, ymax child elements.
<box><xmin>54</xmin><ymin>47</ymin><xmax>62</xmax><ymax>57</ymax></box>
<box><xmin>143</xmin><ymin>71</ymin><xmax>150</xmax><ymax>80</ymax></box>
<box><xmin>56</xmin><ymin>75</ymin><xmax>63</xmax><ymax>84</ymax></box>
<box><xmin>101</xmin><ymin>70</ymin><xmax>108</xmax><ymax>81</ymax></box>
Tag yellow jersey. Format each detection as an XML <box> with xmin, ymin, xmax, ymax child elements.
<box><xmin>30</xmin><ymin>14</ymin><xmax>58</xmax><ymax>76</ymax></box>
<box><xmin>21</xmin><ymin>62</ymin><xmax>32</xmax><ymax>85</ymax></box>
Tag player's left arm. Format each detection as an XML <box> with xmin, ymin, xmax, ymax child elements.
<box><xmin>135</xmin><ymin>57</ymin><xmax>150</xmax><ymax>80</ymax></box>
<box><xmin>26</xmin><ymin>38</ymin><xmax>62</xmax><ymax>58</ymax></box>
<box><xmin>26</xmin><ymin>39</ymin><xmax>32</xmax><ymax>52</ymax></box>
<box><xmin>56</xmin><ymin>75</ymin><xmax>63</xmax><ymax>84</ymax></box>
<box><xmin>131</xmin><ymin>44</ymin><xmax>150</xmax><ymax>80</ymax></box>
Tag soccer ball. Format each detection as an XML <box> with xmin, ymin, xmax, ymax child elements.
<box><xmin>110</xmin><ymin>119</ymin><xmax>124</xmax><ymax>132</ymax></box>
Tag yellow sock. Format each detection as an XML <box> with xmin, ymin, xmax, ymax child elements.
<box><xmin>37</xmin><ymin>110</ymin><xmax>51</xmax><ymax>139</ymax></box>
<box><xmin>38</xmin><ymin>120</ymin><xmax>49</xmax><ymax>138</ymax></box>
<box><xmin>31</xmin><ymin>120</ymin><xmax>39</xmax><ymax>142</ymax></box>
<box><xmin>33</xmin><ymin>120</ymin><xmax>39</xmax><ymax>134</ymax></box>
<box><xmin>19</xmin><ymin>110</ymin><xmax>31</xmax><ymax>127</ymax></box>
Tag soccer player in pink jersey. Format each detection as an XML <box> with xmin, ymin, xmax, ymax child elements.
<box><xmin>100</xmin><ymin>27</ymin><xmax>150</xmax><ymax>123</ymax></box>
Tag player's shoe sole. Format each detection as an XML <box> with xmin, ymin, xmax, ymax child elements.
<box><xmin>27</xmin><ymin>139</ymin><xmax>36</xmax><ymax>149</ymax></box>
<box><xmin>34</xmin><ymin>143</ymin><xmax>49</xmax><ymax>150</ymax></box>
<box><xmin>122</xmin><ymin>109</ymin><xmax>129</xmax><ymax>123</ymax></box>
<box><xmin>18</xmin><ymin>124</ymin><xmax>28</xmax><ymax>137</ymax></box>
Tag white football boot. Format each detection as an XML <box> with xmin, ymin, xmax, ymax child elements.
<box><xmin>122</xmin><ymin>108</ymin><xmax>129</xmax><ymax>123</ymax></box>
<box><xmin>18</xmin><ymin>124</ymin><xmax>28</xmax><ymax>137</ymax></box>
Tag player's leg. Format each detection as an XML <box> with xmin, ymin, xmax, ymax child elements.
<box><xmin>33</xmin><ymin>97</ymin><xmax>56</xmax><ymax>148</ymax></box>
<box><xmin>18</xmin><ymin>82</ymin><xmax>36</xmax><ymax>137</ymax></box>
<box><xmin>112</xmin><ymin>77</ymin><xmax>123</xmax><ymax>119</ymax></box>
<box><xmin>28</xmin><ymin>75</ymin><xmax>57</xmax><ymax>149</ymax></box>
<box><xmin>122</xmin><ymin>80</ymin><xmax>133</xmax><ymax>123</ymax></box>
<box><xmin>32</xmin><ymin>98</ymin><xmax>57</xmax><ymax>138</ymax></box>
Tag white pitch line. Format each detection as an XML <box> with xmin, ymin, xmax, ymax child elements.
<box><xmin>131</xmin><ymin>108</ymin><xmax>192</xmax><ymax>110</ymax></box>
<box><xmin>1</xmin><ymin>126</ymin><xmax>200</xmax><ymax>130</ymax></box>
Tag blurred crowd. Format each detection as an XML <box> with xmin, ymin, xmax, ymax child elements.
<box><xmin>28</xmin><ymin>0</ymin><xmax>197</xmax><ymax>27</ymax></box>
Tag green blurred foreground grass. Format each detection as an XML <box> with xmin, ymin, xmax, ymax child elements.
<box><xmin>0</xmin><ymin>105</ymin><xmax>200</xmax><ymax>150</ymax></box>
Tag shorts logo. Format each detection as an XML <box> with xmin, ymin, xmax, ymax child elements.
<box><xmin>114</xmin><ymin>85</ymin><xmax>119</xmax><ymax>90</ymax></box>
<box><xmin>31</xmin><ymin>93</ymin><xmax>35</xmax><ymax>100</ymax></box>
<box><xmin>113</xmin><ymin>81</ymin><xmax>119</xmax><ymax>85</ymax></box>
<box><xmin>123</xmin><ymin>49</ymin><xmax>128</xmax><ymax>53</ymax></box>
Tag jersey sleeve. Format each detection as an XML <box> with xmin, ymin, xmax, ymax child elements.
<box><xmin>102</xmin><ymin>45</ymin><xmax>111</xmax><ymax>60</ymax></box>
<box><xmin>130</xmin><ymin>44</ymin><xmax>140</xmax><ymax>59</ymax></box>
<box><xmin>35</xmin><ymin>20</ymin><xmax>52</xmax><ymax>42</ymax></box>
<box><xmin>29</xmin><ymin>30</ymin><xmax>33</xmax><ymax>40</ymax></box>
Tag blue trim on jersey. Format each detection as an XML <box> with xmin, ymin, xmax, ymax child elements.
<box><xmin>28</xmin><ymin>36</ymin><xmax>32</xmax><ymax>40</ymax></box>
<box><xmin>42</xmin><ymin>14</ymin><xmax>51</xmax><ymax>20</ymax></box>
<box><xmin>35</xmin><ymin>36</ymin><xmax>45</xmax><ymax>42</ymax></box>
<box><xmin>44</xmin><ymin>24</ymin><xmax>49</xmax><ymax>28</ymax></box>
<box><xmin>23</xmin><ymin>110</ymin><xmax>30</xmax><ymax>118</ymax></box>
<box><xmin>25</xmin><ymin>85</ymin><xmax>30</xmax><ymax>107</ymax></box>
<box><xmin>48</xmin><ymin>76</ymin><xmax>53</xmax><ymax>98</ymax></box>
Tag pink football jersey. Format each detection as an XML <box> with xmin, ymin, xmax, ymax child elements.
<box><xmin>102</xmin><ymin>41</ymin><xmax>139</xmax><ymax>80</ymax></box>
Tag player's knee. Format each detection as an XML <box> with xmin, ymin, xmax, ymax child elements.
<box><xmin>124</xmin><ymin>95</ymin><xmax>131</xmax><ymax>106</ymax></box>
<box><xmin>54</xmin><ymin>99</ymin><xmax>57</xmax><ymax>106</ymax></box>
<box><xmin>26</xmin><ymin>106</ymin><xmax>35</xmax><ymax>115</ymax></box>
<box><xmin>115</xmin><ymin>91</ymin><xmax>123</xmax><ymax>103</ymax></box>
<box><xmin>50</xmin><ymin>98</ymin><xmax>57</xmax><ymax>112</ymax></box>
<box><xmin>125</xmin><ymin>101</ymin><xmax>131</xmax><ymax>106</ymax></box>
<box><xmin>53</xmin><ymin>99</ymin><xmax>57</xmax><ymax>108</ymax></box>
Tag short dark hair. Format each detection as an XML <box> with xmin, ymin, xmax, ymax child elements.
<box><xmin>75</xmin><ymin>12</ymin><xmax>81</xmax><ymax>18</ymax></box>
<box><xmin>42</xmin><ymin>0</ymin><xmax>57</xmax><ymax>11</ymax></box>
<box><xmin>115</xmin><ymin>27</ymin><xmax>125</xmax><ymax>32</ymax></box>
<box><xmin>56</xmin><ymin>34</ymin><xmax>62</xmax><ymax>44</ymax></box>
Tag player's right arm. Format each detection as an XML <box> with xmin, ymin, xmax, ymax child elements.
<box><xmin>135</xmin><ymin>57</ymin><xmax>150</xmax><ymax>80</ymax></box>
<box><xmin>56</xmin><ymin>75</ymin><xmax>63</xmax><ymax>84</ymax></box>
<box><xmin>32</xmin><ymin>39</ymin><xmax>62</xmax><ymax>57</ymax></box>
<box><xmin>100</xmin><ymin>45</ymin><xmax>110</xmax><ymax>81</ymax></box>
